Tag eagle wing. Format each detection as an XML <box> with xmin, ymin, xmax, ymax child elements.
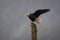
<box><xmin>32</xmin><ymin>9</ymin><xmax>50</xmax><ymax>18</ymax></box>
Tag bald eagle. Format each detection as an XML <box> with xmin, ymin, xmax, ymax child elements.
<box><xmin>25</xmin><ymin>9</ymin><xmax>50</xmax><ymax>24</ymax></box>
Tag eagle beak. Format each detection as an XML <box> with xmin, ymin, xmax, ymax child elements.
<box><xmin>24</xmin><ymin>13</ymin><xmax>30</xmax><ymax>16</ymax></box>
<box><xmin>24</xmin><ymin>14</ymin><xmax>27</xmax><ymax>16</ymax></box>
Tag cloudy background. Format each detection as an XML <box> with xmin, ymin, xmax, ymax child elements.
<box><xmin>0</xmin><ymin>0</ymin><xmax>60</xmax><ymax>40</ymax></box>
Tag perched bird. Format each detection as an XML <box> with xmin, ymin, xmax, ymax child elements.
<box><xmin>25</xmin><ymin>9</ymin><xmax>50</xmax><ymax>24</ymax></box>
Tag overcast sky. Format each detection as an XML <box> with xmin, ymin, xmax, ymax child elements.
<box><xmin>0</xmin><ymin>0</ymin><xmax>60</xmax><ymax>40</ymax></box>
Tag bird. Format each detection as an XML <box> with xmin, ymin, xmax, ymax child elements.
<box><xmin>25</xmin><ymin>9</ymin><xmax>50</xmax><ymax>24</ymax></box>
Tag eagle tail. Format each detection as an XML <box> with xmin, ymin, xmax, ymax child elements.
<box><xmin>35</xmin><ymin>18</ymin><xmax>42</xmax><ymax>24</ymax></box>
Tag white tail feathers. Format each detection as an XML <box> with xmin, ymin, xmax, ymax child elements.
<box><xmin>35</xmin><ymin>18</ymin><xmax>42</xmax><ymax>24</ymax></box>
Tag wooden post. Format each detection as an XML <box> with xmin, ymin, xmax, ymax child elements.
<box><xmin>31</xmin><ymin>22</ymin><xmax>37</xmax><ymax>40</ymax></box>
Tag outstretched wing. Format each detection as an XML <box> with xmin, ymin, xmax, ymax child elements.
<box><xmin>32</xmin><ymin>9</ymin><xmax>50</xmax><ymax>18</ymax></box>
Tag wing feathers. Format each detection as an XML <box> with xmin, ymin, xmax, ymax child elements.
<box><xmin>32</xmin><ymin>9</ymin><xmax>50</xmax><ymax>18</ymax></box>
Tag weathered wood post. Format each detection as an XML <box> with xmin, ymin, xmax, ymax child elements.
<box><xmin>31</xmin><ymin>22</ymin><xmax>37</xmax><ymax>40</ymax></box>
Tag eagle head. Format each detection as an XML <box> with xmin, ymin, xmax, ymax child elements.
<box><xmin>25</xmin><ymin>13</ymin><xmax>30</xmax><ymax>16</ymax></box>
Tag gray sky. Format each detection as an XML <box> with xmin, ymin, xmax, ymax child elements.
<box><xmin>0</xmin><ymin>0</ymin><xmax>60</xmax><ymax>40</ymax></box>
